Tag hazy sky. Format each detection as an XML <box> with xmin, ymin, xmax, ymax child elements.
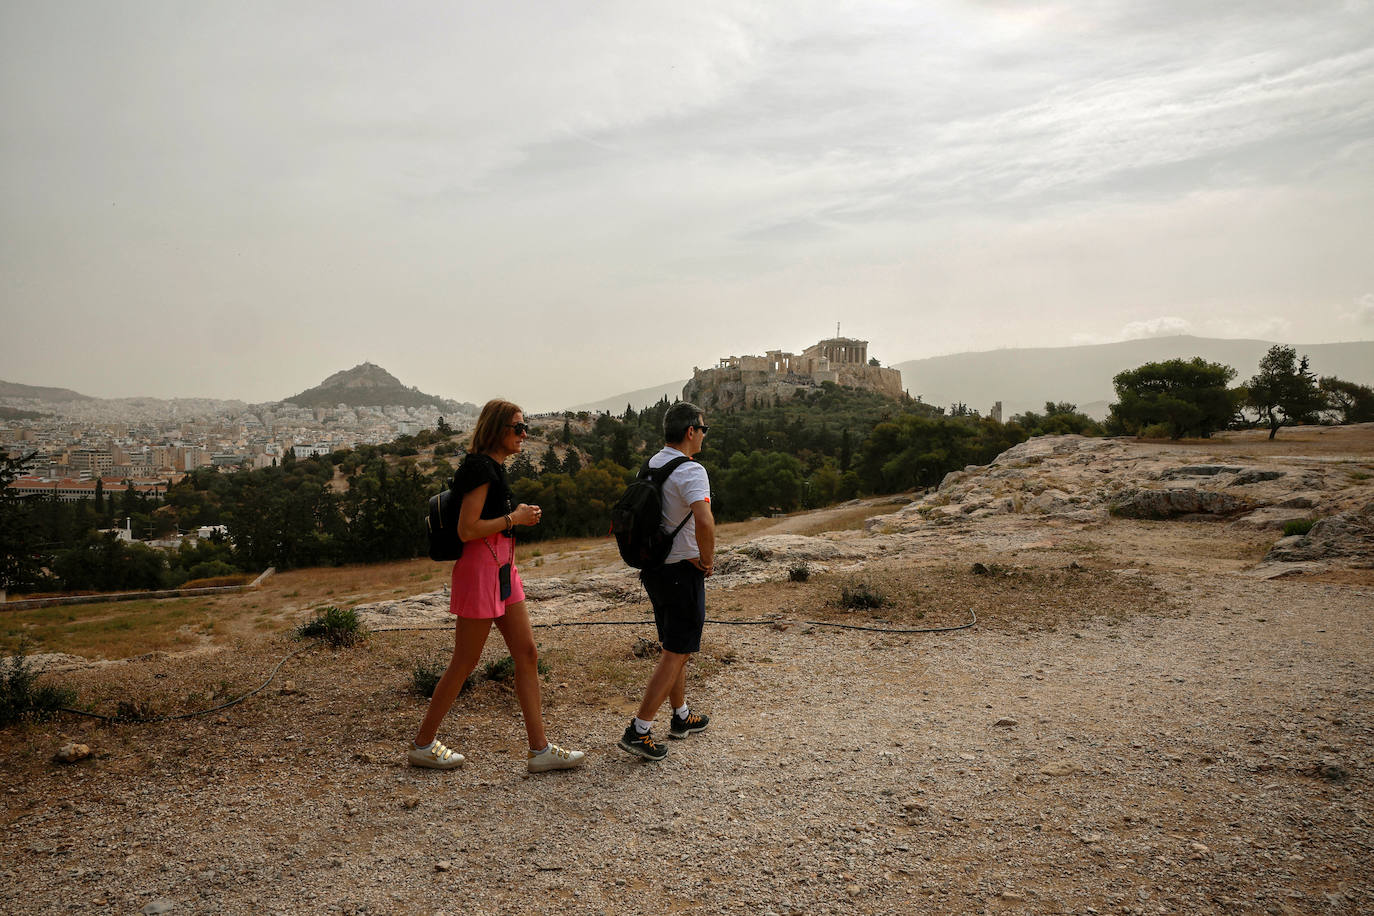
<box><xmin>3</xmin><ymin>1</ymin><xmax>1372</xmax><ymax>410</ymax></box>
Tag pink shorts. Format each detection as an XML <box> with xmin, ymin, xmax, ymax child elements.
<box><xmin>449</xmin><ymin>534</ymin><xmax>525</xmax><ymax>619</ymax></box>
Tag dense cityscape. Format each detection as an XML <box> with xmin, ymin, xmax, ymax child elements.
<box><xmin>1</xmin><ymin>396</ymin><xmax>467</xmax><ymax>504</ymax></box>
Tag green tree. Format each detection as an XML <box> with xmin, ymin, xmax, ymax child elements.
<box><xmin>609</xmin><ymin>426</ymin><xmax>634</xmax><ymax>469</ymax></box>
<box><xmin>1246</xmin><ymin>346</ymin><xmax>1323</xmax><ymax>440</ymax></box>
<box><xmin>1108</xmin><ymin>358</ymin><xmax>1238</xmax><ymax>439</ymax></box>
<box><xmin>1319</xmin><ymin>377</ymin><xmax>1374</xmax><ymax>425</ymax></box>
<box><xmin>508</xmin><ymin>452</ymin><xmax>536</xmax><ymax>481</ymax></box>
<box><xmin>1010</xmin><ymin>402</ymin><xmax>1104</xmax><ymax>438</ymax></box>
<box><xmin>857</xmin><ymin>416</ymin><xmax>976</xmax><ymax>492</ymax></box>
<box><xmin>540</xmin><ymin>447</ymin><xmax>562</xmax><ymax>476</ymax></box>
<box><xmin>52</xmin><ymin>532</ymin><xmax>169</xmax><ymax>591</ymax></box>
<box><xmin>562</xmin><ymin>448</ymin><xmax>582</xmax><ymax>476</ymax></box>
<box><xmin>718</xmin><ymin>451</ymin><xmax>805</xmax><ymax>519</ymax></box>
<box><xmin>0</xmin><ymin>452</ymin><xmax>45</xmax><ymax>592</ymax></box>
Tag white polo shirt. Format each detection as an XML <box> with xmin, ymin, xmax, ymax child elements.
<box><xmin>647</xmin><ymin>446</ymin><xmax>711</xmax><ymax>564</ymax></box>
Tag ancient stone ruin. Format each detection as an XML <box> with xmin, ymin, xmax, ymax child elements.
<box><xmin>683</xmin><ymin>335</ymin><xmax>904</xmax><ymax>410</ymax></box>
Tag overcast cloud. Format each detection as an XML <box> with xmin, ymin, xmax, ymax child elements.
<box><xmin>2</xmin><ymin>1</ymin><xmax>1371</xmax><ymax>409</ymax></box>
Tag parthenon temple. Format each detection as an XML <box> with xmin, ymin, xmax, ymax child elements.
<box><xmin>684</xmin><ymin>335</ymin><xmax>903</xmax><ymax>411</ymax></box>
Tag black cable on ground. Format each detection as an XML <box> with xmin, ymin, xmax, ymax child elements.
<box><xmin>373</xmin><ymin>609</ymin><xmax>977</xmax><ymax>636</ymax></box>
<box><xmin>48</xmin><ymin>610</ymin><xmax>975</xmax><ymax>723</ymax></box>
<box><xmin>54</xmin><ymin>644</ymin><xmax>316</xmax><ymax>724</ymax></box>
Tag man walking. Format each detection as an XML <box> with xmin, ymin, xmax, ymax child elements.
<box><xmin>618</xmin><ymin>402</ymin><xmax>714</xmax><ymax>761</ymax></box>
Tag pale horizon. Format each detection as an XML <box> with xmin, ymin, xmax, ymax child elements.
<box><xmin>3</xmin><ymin>2</ymin><xmax>1372</xmax><ymax>406</ymax></box>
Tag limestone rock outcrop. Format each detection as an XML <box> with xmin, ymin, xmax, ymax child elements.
<box><xmin>870</xmin><ymin>430</ymin><xmax>1372</xmax><ymax>572</ymax></box>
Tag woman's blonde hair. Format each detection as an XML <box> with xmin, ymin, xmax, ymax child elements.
<box><xmin>468</xmin><ymin>399</ymin><xmax>523</xmax><ymax>455</ymax></box>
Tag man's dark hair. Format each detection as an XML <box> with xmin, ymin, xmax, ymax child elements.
<box><xmin>663</xmin><ymin>402</ymin><xmax>703</xmax><ymax>444</ymax></box>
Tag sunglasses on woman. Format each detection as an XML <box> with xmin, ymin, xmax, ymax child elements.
<box><xmin>507</xmin><ymin>422</ymin><xmax>530</xmax><ymax>435</ymax></box>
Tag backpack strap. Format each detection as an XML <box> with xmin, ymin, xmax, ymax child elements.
<box><xmin>646</xmin><ymin>455</ymin><xmax>692</xmax><ymax>484</ymax></box>
<box><xmin>648</xmin><ymin>455</ymin><xmax>695</xmax><ymax>537</ymax></box>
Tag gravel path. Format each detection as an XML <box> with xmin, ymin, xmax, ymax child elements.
<box><xmin>3</xmin><ymin>563</ymin><xmax>1370</xmax><ymax>915</ymax></box>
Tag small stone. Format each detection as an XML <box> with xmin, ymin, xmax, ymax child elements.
<box><xmin>1040</xmin><ymin>760</ymin><xmax>1080</xmax><ymax>776</ymax></box>
<box><xmin>53</xmin><ymin>743</ymin><xmax>91</xmax><ymax>764</ymax></box>
<box><xmin>435</xmin><ymin>860</ymin><xmax>451</xmax><ymax>872</ymax></box>
<box><xmin>279</xmin><ymin>680</ymin><xmax>297</xmax><ymax>695</ymax></box>
<box><xmin>399</xmin><ymin>794</ymin><xmax>420</xmax><ymax>810</ymax></box>
<box><xmin>141</xmin><ymin>900</ymin><xmax>176</xmax><ymax>915</ymax></box>
<box><xmin>994</xmin><ymin>717</ymin><xmax>1018</xmax><ymax>728</ymax></box>
<box><xmin>846</xmin><ymin>884</ymin><xmax>862</xmax><ymax>896</ymax></box>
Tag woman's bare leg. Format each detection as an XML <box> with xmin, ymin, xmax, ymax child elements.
<box><xmin>494</xmin><ymin>601</ymin><xmax>547</xmax><ymax>750</ymax></box>
<box><xmin>415</xmin><ymin>615</ymin><xmax>493</xmax><ymax>747</ymax></box>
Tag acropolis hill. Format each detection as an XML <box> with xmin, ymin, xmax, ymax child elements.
<box><xmin>683</xmin><ymin>335</ymin><xmax>903</xmax><ymax>411</ymax></box>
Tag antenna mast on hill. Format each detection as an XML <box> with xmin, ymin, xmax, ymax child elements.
<box><xmin>836</xmin><ymin>322</ymin><xmax>840</xmax><ymax>338</ymax></box>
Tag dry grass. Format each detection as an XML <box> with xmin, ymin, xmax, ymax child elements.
<box><xmin>0</xmin><ymin>559</ymin><xmax>452</xmax><ymax>660</ymax></box>
<box><xmin>710</xmin><ymin>560</ymin><xmax>1175</xmax><ymax>635</ymax></box>
<box><xmin>1151</xmin><ymin>423</ymin><xmax>1374</xmax><ymax>458</ymax></box>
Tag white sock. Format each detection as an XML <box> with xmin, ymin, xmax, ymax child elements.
<box><xmin>674</xmin><ymin>704</ymin><xmax>690</xmax><ymax>720</ymax></box>
<box><xmin>633</xmin><ymin>717</ymin><xmax>653</xmax><ymax>734</ymax></box>
<box><xmin>414</xmin><ymin>740</ymin><xmax>433</xmax><ymax>750</ymax></box>
<box><xmin>530</xmin><ymin>743</ymin><xmax>550</xmax><ymax>755</ymax></box>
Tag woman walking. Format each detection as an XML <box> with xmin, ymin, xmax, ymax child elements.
<box><xmin>409</xmin><ymin>399</ymin><xmax>585</xmax><ymax>773</ymax></box>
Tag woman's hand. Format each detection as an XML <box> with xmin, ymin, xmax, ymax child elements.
<box><xmin>513</xmin><ymin>503</ymin><xmax>543</xmax><ymax>527</ymax></box>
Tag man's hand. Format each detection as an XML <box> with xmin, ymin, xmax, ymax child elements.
<box><xmin>688</xmin><ymin>556</ymin><xmax>713</xmax><ymax>577</ymax></box>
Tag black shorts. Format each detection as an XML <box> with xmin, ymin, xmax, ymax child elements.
<box><xmin>640</xmin><ymin>560</ymin><xmax>706</xmax><ymax>654</ymax></box>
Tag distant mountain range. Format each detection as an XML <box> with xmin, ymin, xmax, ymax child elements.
<box><xmin>5</xmin><ymin>337</ymin><xmax>1371</xmax><ymax>421</ymax></box>
<box><xmin>575</xmin><ymin>336</ymin><xmax>1374</xmax><ymax>421</ymax></box>
<box><xmin>567</xmin><ymin>379</ymin><xmax>691</xmax><ymax>416</ymax></box>
<box><xmin>0</xmin><ymin>363</ymin><xmax>478</xmax><ymax>415</ymax></box>
<box><xmin>890</xmin><ymin>336</ymin><xmax>1374</xmax><ymax>420</ymax></box>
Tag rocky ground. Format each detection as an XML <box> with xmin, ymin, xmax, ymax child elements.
<box><xmin>2</xmin><ymin>427</ymin><xmax>1371</xmax><ymax>915</ymax></box>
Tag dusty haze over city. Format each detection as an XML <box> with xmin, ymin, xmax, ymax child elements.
<box><xmin>2</xmin><ymin>2</ymin><xmax>1372</xmax><ymax>410</ymax></box>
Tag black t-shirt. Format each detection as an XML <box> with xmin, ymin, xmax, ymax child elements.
<box><xmin>452</xmin><ymin>453</ymin><xmax>515</xmax><ymax>537</ymax></box>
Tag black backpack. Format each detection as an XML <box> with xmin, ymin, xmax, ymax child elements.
<box><xmin>611</xmin><ymin>456</ymin><xmax>692</xmax><ymax>569</ymax></box>
<box><xmin>425</xmin><ymin>487</ymin><xmax>464</xmax><ymax>562</ymax></box>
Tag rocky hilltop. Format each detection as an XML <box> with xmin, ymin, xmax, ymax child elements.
<box><xmin>283</xmin><ymin>362</ymin><xmax>472</xmax><ymax>412</ymax></box>
<box><xmin>877</xmin><ymin>427</ymin><xmax>1374</xmax><ymax>578</ymax></box>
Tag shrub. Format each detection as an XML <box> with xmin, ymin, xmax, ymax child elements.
<box><xmin>412</xmin><ymin>659</ymin><xmax>445</xmax><ymax>698</ymax></box>
<box><xmin>838</xmin><ymin>581</ymin><xmax>886</xmax><ymax>610</ymax></box>
<box><xmin>0</xmin><ymin>650</ymin><xmax>77</xmax><ymax>727</ymax></box>
<box><xmin>464</xmin><ymin>653</ymin><xmax>550</xmax><ymax>691</ymax></box>
<box><xmin>296</xmin><ymin>605</ymin><xmax>364</xmax><ymax>648</ymax></box>
<box><xmin>1282</xmin><ymin>518</ymin><xmax>1317</xmax><ymax>537</ymax></box>
<box><xmin>187</xmin><ymin>560</ymin><xmax>241</xmax><ymax>581</ymax></box>
<box><xmin>788</xmin><ymin>563</ymin><xmax>811</xmax><ymax>583</ymax></box>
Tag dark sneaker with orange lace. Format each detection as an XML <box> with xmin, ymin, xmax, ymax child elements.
<box><xmin>669</xmin><ymin>710</ymin><xmax>710</xmax><ymax>739</ymax></box>
<box><xmin>618</xmin><ymin>723</ymin><xmax>668</xmax><ymax>761</ymax></box>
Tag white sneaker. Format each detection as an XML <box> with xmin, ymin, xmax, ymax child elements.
<box><xmin>527</xmin><ymin>742</ymin><xmax>586</xmax><ymax>773</ymax></box>
<box><xmin>408</xmin><ymin>740</ymin><xmax>465</xmax><ymax>769</ymax></box>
